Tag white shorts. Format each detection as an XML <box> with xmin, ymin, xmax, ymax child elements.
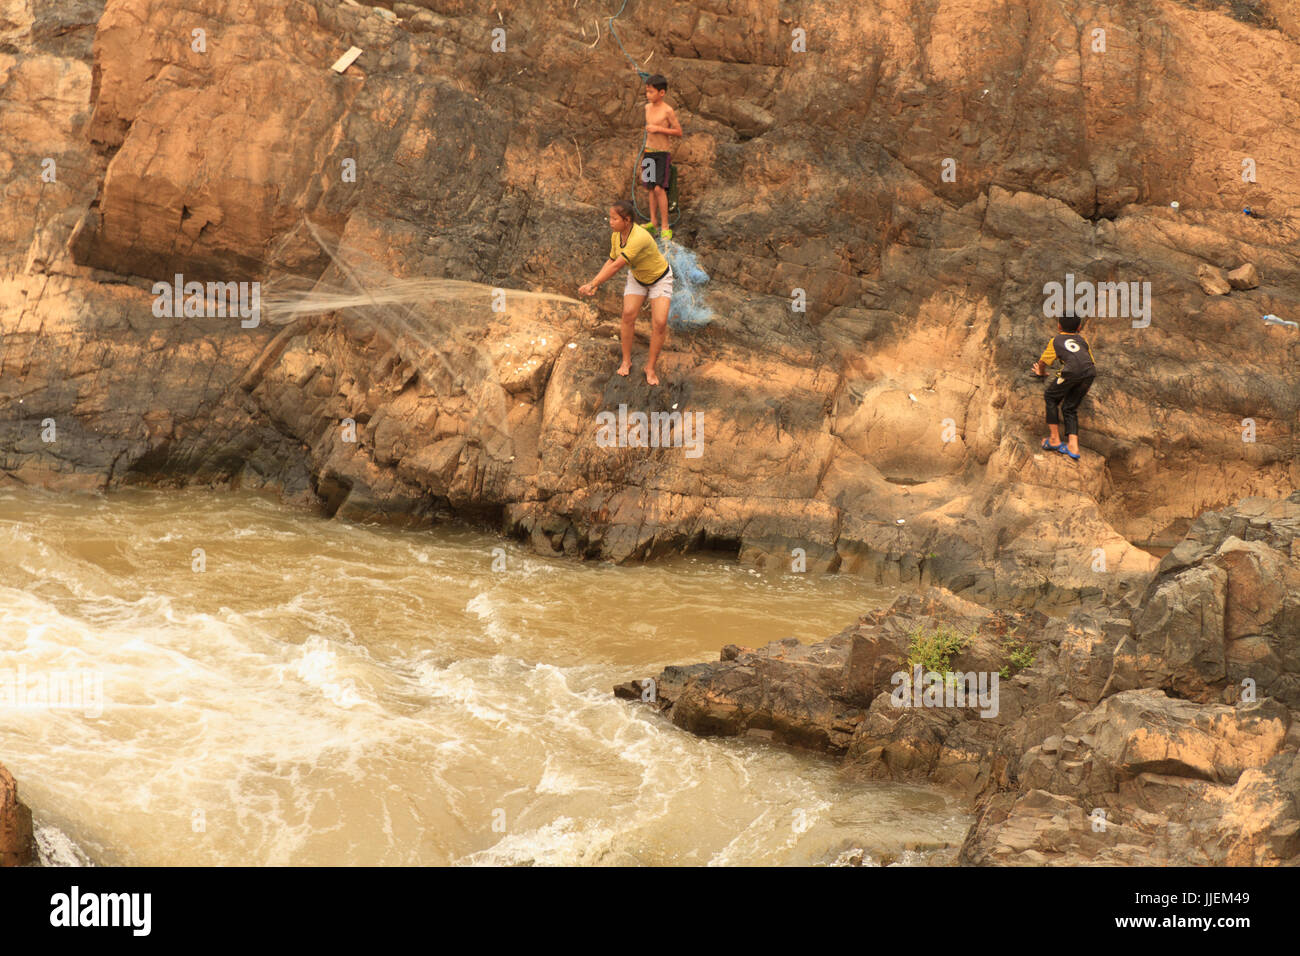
<box><xmin>624</xmin><ymin>266</ymin><xmax>673</xmax><ymax>300</ymax></box>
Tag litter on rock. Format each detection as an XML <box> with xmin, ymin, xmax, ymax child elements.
<box><xmin>331</xmin><ymin>47</ymin><xmax>363</xmax><ymax>74</ymax></box>
<box><xmin>1262</xmin><ymin>314</ymin><xmax>1298</xmax><ymax>330</ymax></box>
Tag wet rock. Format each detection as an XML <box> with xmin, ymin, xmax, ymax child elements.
<box><xmin>633</xmin><ymin>492</ymin><xmax>1300</xmax><ymax>865</ymax></box>
<box><xmin>842</xmin><ymin>688</ymin><xmax>1017</xmax><ymax>797</ymax></box>
<box><xmin>0</xmin><ymin>764</ymin><xmax>35</xmax><ymax>867</ymax></box>
<box><xmin>634</xmin><ymin>585</ymin><xmax>1056</xmax><ymax>797</ymax></box>
<box><xmin>657</xmin><ymin>634</ymin><xmax>862</xmax><ymax>752</ymax></box>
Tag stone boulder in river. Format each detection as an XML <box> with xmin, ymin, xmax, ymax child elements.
<box><xmin>627</xmin><ymin>492</ymin><xmax>1300</xmax><ymax>865</ymax></box>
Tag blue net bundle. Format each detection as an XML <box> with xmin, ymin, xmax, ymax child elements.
<box><xmin>663</xmin><ymin>242</ymin><xmax>713</xmax><ymax>330</ymax></box>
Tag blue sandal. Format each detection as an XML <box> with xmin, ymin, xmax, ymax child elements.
<box><xmin>1042</xmin><ymin>439</ymin><xmax>1066</xmax><ymax>452</ymax></box>
<box><xmin>1058</xmin><ymin>445</ymin><xmax>1080</xmax><ymax>460</ymax></box>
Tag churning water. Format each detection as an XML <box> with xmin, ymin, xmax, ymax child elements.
<box><xmin>0</xmin><ymin>488</ymin><xmax>968</xmax><ymax>866</ymax></box>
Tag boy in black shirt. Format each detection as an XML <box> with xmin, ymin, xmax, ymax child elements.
<box><xmin>1032</xmin><ymin>313</ymin><xmax>1096</xmax><ymax>461</ymax></box>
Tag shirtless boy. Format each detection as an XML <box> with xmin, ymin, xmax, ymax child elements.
<box><xmin>640</xmin><ymin>74</ymin><xmax>683</xmax><ymax>240</ymax></box>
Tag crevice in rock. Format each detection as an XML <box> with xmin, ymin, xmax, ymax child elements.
<box><xmin>314</xmin><ymin>471</ymin><xmax>353</xmax><ymax>519</ymax></box>
<box><xmin>690</xmin><ymin>530</ymin><xmax>742</xmax><ymax>560</ymax></box>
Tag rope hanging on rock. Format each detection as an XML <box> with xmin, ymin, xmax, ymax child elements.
<box><xmin>608</xmin><ymin>0</ymin><xmax>651</xmax><ymax>82</ymax></box>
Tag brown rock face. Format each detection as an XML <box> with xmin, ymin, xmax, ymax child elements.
<box><xmin>1120</xmin><ymin>563</ymin><xmax>1229</xmax><ymax>701</ymax></box>
<box><xmin>1196</xmin><ymin>263</ymin><xmax>1232</xmax><ymax>295</ymax></box>
<box><xmin>964</xmin><ymin>722</ymin><xmax>1300</xmax><ymax>867</ymax></box>
<box><xmin>630</xmin><ymin>492</ymin><xmax>1300</xmax><ymax>865</ymax></box>
<box><xmin>4</xmin><ymin>0</ymin><xmax>1300</xmax><ymax>612</ymax></box>
<box><xmin>637</xmin><ymin>586</ymin><xmax>1060</xmax><ymax>792</ymax></box>
<box><xmin>1018</xmin><ymin>690</ymin><xmax>1289</xmax><ymax>794</ymax></box>
<box><xmin>1109</xmin><ymin>493</ymin><xmax>1300</xmax><ymax>706</ymax></box>
<box><xmin>0</xmin><ymin>763</ymin><xmax>35</xmax><ymax>867</ymax></box>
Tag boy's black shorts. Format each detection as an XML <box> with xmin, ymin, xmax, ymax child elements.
<box><xmin>1045</xmin><ymin>375</ymin><xmax>1094</xmax><ymax>405</ymax></box>
<box><xmin>1044</xmin><ymin>375</ymin><xmax>1094</xmax><ymax>433</ymax></box>
<box><xmin>640</xmin><ymin>150</ymin><xmax>671</xmax><ymax>189</ymax></box>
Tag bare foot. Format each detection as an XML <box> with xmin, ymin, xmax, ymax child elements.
<box><xmin>617</xmin><ymin>361</ymin><xmax>631</xmax><ymax>377</ymax></box>
<box><xmin>644</xmin><ymin>366</ymin><xmax>660</xmax><ymax>386</ymax></box>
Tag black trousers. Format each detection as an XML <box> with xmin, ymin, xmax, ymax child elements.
<box><xmin>1044</xmin><ymin>375</ymin><xmax>1094</xmax><ymax>436</ymax></box>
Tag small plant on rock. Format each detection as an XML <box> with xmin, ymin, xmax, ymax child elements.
<box><xmin>905</xmin><ymin>624</ymin><xmax>972</xmax><ymax>688</ymax></box>
<box><xmin>999</xmin><ymin>638</ymin><xmax>1037</xmax><ymax>679</ymax></box>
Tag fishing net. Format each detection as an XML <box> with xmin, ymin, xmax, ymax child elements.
<box><xmin>259</xmin><ymin>219</ymin><xmax>581</xmax><ymax>464</ymax></box>
<box><xmin>663</xmin><ymin>241</ymin><xmax>713</xmax><ymax>330</ymax></box>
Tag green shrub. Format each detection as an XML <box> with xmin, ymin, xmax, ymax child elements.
<box><xmin>999</xmin><ymin>638</ymin><xmax>1037</xmax><ymax>679</ymax></box>
<box><xmin>904</xmin><ymin>624</ymin><xmax>972</xmax><ymax>686</ymax></box>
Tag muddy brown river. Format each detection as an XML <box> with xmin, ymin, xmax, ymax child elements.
<box><xmin>0</xmin><ymin>488</ymin><xmax>969</xmax><ymax>865</ymax></box>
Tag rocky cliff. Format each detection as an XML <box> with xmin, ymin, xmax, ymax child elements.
<box><xmin>4</xmin><ymin>0</ymin><xmax>1299</xmax><ymax>613</ymax></box>
<box><xmin>622</xmin><ymin>491</ymin><xmax>1300</xmax><ymax>864</ymax></box>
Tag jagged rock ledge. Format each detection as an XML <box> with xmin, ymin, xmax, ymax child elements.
<box><xmin>0</xmin><ymin>764</ymin><xmax>35</xmax><ymax>867</ymax></box>
<box><xmin>618</xmin><ymin>492</ymin><xmax>1300</xmax><ymax>865</ymax></box>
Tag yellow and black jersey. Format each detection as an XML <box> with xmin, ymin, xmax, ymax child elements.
<box><xmin>1039</xmin><ymin>332</ymin><xmax>1096</xmax><ymax>382</ymax></box>
<box><xmin>609</xmin><ymin>224</ymin><xmax>669</xmax><ymax>286</ymax></box>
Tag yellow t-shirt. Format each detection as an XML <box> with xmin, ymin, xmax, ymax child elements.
<box><xmin>609</xmin><ymin>224</ymin><xmax>670</xmax><ymax>286</ymax></box>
